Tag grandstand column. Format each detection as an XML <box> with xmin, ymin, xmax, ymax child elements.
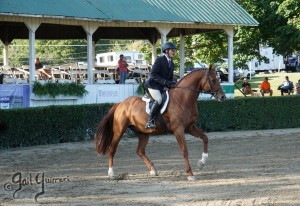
<box><xmin>2</xmin><ymin>42</ymin><xmax>9</xmax><ymax>66</ymax></box>
<box><xmin>156</xmin><ymin>26</ymin><xmax>172</xmax><ymax>53</ymax></box>
<box><xmin>179</xmin><ymin>33</ymin><xmax>185</xmax><ymax>78</ymax></box>
<box><xmin>224</xmin><ymin>27</ymin><xmax>234</xmax><ymax>84</ymax></box>
<box><xmin>83</xmin><ymin>25</ymin><xmax>98</xmax><ymax>84</ymax></box>
<box><xmin>25</xmin><ymin>22</ymin><xmax>40</xmax><ymax>83</ymax></box>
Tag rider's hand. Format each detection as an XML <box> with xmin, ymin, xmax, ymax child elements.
<box><xmin>166</xmin><ymin>81</ymin><xmax>176</xmax><ymax>88</ymax></box>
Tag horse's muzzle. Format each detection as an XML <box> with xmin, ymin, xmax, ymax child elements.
<box><xmin>215</xmin><ymin>92</ymin><xmax>226</xmax><ymax>102</ymax></box>
<box><xmin>219</xmin><ymin>95</ymin><xmax>226</xmax><ymax>101</ymax></box>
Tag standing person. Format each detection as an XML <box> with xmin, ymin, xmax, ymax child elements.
<box><xmin>144</xmin><ymin>42</ymin><xmax>177</xmax><ymax>128</ymax></box>
<box><xmin>295</xmin><ymin>79</ymin><xmax>300</xmax><ymax>95</ymax></box>
<box><xmin>259</xmin><ymin>77</ymin><xmax>273</xmax><ymax>96</ymax></box>
<box><xmin>118</xmin><ymin>54</ymin><xmax>128</xmax><ymax>84</ymax></box>
<box><xmin>241</xmin><ymin>78</ymin><xmax>254</xmax><ymax>96</ymax></box>
<box><xmin>279</xmin><ymin>76</ymin><xmax>293</xmax><ymax>95</ymax></box>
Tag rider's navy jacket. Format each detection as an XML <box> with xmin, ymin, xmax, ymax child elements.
<box><xmin>145</xmin><ymin>55</ymin><xmax>174</xmax><ymax>92</ymax></box>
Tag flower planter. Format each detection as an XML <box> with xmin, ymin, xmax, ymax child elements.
<box><xmin>30</xmin><ymin>94</ymin><xmax>80</xmax><ymax>101</ymax></box>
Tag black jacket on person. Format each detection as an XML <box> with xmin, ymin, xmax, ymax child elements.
<box><xmin>35</xmin><ymin>63</ymin><xmax>43</xmax><ymax>70</ymax></box>
<box><xmin>145</xmin><ymin>55</ymin><xmax>174</xmax><ymax>92</ymax></box>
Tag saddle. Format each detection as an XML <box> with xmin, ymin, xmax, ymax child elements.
<box><xmin>142</xmin><ymin>90</ymin><xmax>170</xmax><ymax>114</ymax></box>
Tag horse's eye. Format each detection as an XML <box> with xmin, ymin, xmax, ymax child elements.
<box><xmin>211</xmin><ymin>78</ymin><xmax>217</xmax><ymax>84</ymax></box>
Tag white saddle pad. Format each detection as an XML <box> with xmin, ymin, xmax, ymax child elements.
<box><xmin>142</xmin><ymin>91</ymin><xmax>169</xmax><ymax>114</ymax></box>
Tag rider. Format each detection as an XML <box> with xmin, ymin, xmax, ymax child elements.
<box><xmin>144</xmin><ymin>42</ymin><xmax>177</xmax><ymax>128</ymax></box>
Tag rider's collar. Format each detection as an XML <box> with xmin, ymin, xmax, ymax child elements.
<box><xmin>164</xmin><ymin>54</ymin><xmax>171</xmax><ymax>62</ymax></box>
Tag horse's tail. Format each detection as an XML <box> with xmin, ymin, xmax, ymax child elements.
<box><xmin>94</xmin><ymin>103</ymin><xmax>119</xmax><ymax>155</ymax></box>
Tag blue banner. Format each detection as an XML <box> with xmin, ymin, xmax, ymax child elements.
<box><xmin>0</xmin><ymin>85</ymin><xmax>30</xmax><ymax>109</ymax></box>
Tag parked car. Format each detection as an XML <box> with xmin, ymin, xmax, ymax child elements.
<box><xmin>285</xmin><ymin>56</ymin><xmax>299</xmax><ymax>72</ymax></box>
<box><xmin>193</xmin><ymin>62</ymin><xmax>208</xmax><ymax>68</ymax></box>
<box><xmin>217</xmin><ymin>61</ymin><xmax>242</xmax><ymax>82</ymax></box>
<box><xmin>238</xmin><ymin>68</ymin><xmax>255</xmax><ymax>78</ymax></box>
<box><xmin>216</xmin><ymin>67</ymin><xmax>241</xmax><ymax>82</ymax></box>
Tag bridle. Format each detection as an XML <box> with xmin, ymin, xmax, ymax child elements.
<box><xmin>205</xmin><ymin>70</ymin><xmax>223</xmax><ymax>97</ymax></box>
<box><xmin>172</xmin><ymin>69</ymin><xmax>221</xmax><ymax>97</ymax></box>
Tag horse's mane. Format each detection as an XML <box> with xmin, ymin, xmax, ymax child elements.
<box><xmin>176</xmin><ymin>68</ymin><xmax>207</xmax><ymax>85</ymax></box>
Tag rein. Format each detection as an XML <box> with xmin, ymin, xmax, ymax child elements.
<box><xmin>172</xmin><ymin>69</ymin><xmax>221</xmax><ymax>97</ymax></box>
<box><xmin>173</xmin><ymin>85</ymin><xmax>203</xmax><ymax>93</ymax></box>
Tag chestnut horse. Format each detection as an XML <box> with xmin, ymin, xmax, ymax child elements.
<box><xmin>94</xmin><ymin>67</ymin><xmax>226</xmax><ymax>180</ymax></box>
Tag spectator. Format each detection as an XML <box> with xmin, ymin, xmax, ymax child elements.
<box><xmin>295</xmin><ymin>79</ymin><xmax>300</xmax><ymax>95</ymax></box>
<box><xmin>35</xmin><ymin>57</ymin><xmax>43</xmax><ymax>70</ymax></box>
<box><xmin>260</xmin><ymin>77</ymin><xmax>273</xmax><ymax>96</ymax></box>
<box><xmin>241</xmin><ymin>78</ymin><xmax>254</xmax><ymax>96</ymax></box>
<box><xmin>35</xmin><ymin>58</ymin><xmax>51</xmax><ymax>79</ymax></box>
<box><xmin>279</xmin><ymin>76</ymin><xmax>293</xmax><ymax>95</ymax></box>
<box><xmin>118</xmin><ymin>54</ymin><xmax>128</xmax><ymax>84</ymax></box>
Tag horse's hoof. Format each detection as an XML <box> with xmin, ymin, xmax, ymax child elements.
<box><xmin>108</xmin><ymin>167</ymin><xmax>115</xmax><ymax>177</ymax></box>
<box><xmin>187</xmin><ymin>176</ymin><xmax>196</xmax><ymax>181</ymax></box>
<box><xmin>150</xmin><ymin>169</ymin><xmax>158</xmax><ymax>176</ymax></box>
<box><xmin>197</xmin><ymin>160</ymin><xmax>205</xmax><ymax>169</ymax></box>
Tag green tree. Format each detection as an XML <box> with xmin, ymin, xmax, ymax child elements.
<box><xmin>236</xmin><ymin>0</ymin><xmax>300</xmax><ymax>55</ymax></box>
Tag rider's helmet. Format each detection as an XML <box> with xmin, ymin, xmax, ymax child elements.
<box><xmin>162</xmin><ymin>42</ymin><xmax>177</xmax><ymax>53</ymax></box>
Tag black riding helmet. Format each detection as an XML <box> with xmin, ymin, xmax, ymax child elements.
<box><xmin>162</xmin><ymin>42</ymin><xmax>177</xmax><ymax>53</ymax></box>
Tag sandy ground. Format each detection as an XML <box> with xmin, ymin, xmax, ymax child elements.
<box><xmin>0</xmin><ymin>128</ymin><xmax>299</xmax><ymax>206</ymax></box>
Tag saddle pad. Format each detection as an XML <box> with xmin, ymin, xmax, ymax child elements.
<box><xmin>142</xmin><ymin>91</ymin><xmax>169</xmax><ymax>114</ymax></box>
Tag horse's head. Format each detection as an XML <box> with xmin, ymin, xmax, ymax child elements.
<box><xmin>201</xmin><ymin>67</ymin><xmax>226</xmax><ymax>101</ymax></box>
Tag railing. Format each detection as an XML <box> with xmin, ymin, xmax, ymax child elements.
<box><xmin>0</xmin><ymin>64</ymin><xmax>151</xmax><ymax>85</ymax></box>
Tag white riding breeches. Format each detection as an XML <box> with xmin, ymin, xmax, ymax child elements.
<box><xmin>148</xmin><ymin>88</ymin><xmax>162</xmax><ymax>105</ymax></box>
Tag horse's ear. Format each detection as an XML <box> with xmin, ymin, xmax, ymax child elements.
<box><xmin>208</xmin><ymin>64</ymin><xmax>216</xmax><ymax>73</ymax></box>
<box><xmin>208</xmin><ymin>65</ymin><xmax>212</xmax><ymax>75</ymax></box>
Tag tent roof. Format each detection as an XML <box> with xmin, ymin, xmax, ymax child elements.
<box><xmin>0</xmin><ymin>0</ymin><xmax>258</xmax><ymax>43</ymax></box>
<box><xmin>0</xmin><ymin>0</ymin><xmax>258</xmax><ymax>26</ymax></box>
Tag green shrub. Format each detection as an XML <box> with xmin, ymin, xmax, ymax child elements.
<box><xmin>197</xmin><ymin>96</ymin><xmax>300</xmax><ymax>131</ymax></box>
<box><xmin>0</xmin><ymin>96</ymin><xmax>299</xmax><ymax>149</ymax></box>
<box><xmin>0</xmin><ymin>104</ymin><xmax>113</xmax><ymax>149</ymax></box>
<box><xmin>32</xmin><ymin>81</ymin><xmax>89</xmax><ymax>98</ymax></box>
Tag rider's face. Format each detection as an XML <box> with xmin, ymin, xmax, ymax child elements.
<box><xmin>167</xmin><ymin>49</ymin><xmax>176</xmax><ymax>58</ymax></box>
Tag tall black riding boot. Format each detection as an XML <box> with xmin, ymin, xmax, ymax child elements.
<box><xmin>145</xmin><ymin>101</ymin><xmax>160</xmax><ymax>128</ymax></box>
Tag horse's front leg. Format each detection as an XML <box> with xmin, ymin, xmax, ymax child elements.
<box><xmin>173</xmin><ymin>129</ymin><xmax>196</xmax><ymax>181</ymax></box>
<box><xmin>136</xmin><ymin>134</ymin><xmax>158</xmax><ymax>176</ymax></box>
<box><xmin>187</xmin><ymin>124</ymin><xmax>209</xmax><ymax>168</ymax></box>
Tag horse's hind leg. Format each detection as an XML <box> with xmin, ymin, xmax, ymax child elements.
<box><xmin>136</xmin><ymin>133</ymin><xmax>158</xmax><ymax>176</ymax></box>
<box><xmin>187</xmin><ymin>124</ymin><xmax>209</xmax><ymax>168</ymax></box>
<box><xmin>108</xmin><ymin>128</ymin><xmax>127</xmax><ymax>177</ymax></box>
<box><xmin>107</xmin><ymin>134</ymin><xmax>122</xmax><ymax>177</ymax></box>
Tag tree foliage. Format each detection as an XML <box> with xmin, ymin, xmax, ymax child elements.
<box><xmin>236</xmin><ymin>0</ymin><xmax>300</xmax><ymax>55</ymax></box>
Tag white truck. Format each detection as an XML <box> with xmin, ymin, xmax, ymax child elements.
<box><xmin>247</xmin><ymin>45</ymin><xmax>285</xmax><ymax>73</ymax></box>
<box><xmin>95</xmin><ymin>51</ymin><xmax>147</xmax><ymax>67</ymax></box>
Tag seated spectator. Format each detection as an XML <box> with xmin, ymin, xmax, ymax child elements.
<box><xmin>241</xmin><ymin>78</ymin><xmax>254</xmax><ymax>96</ymax></box>
<box><xmin>35</xmin><ymin>57</ymin><xmax>43</xmax><ymax>70</ymax></box>
<box><xmin>35</xmin><ymin>58</ymin><xmax>51</xmax><ymax>79</ymax></box>
<box><xmin>279</xmin><ymin>76</ymin><xmax>294</xmax><ymax>95</ymax></box>
<box><xmin>294</xmin><ymin>79</ymin><xmax>300</xmax><ymax>95</ymax></box>
<box><xmin>260</xmin><ymin>77</ymin><xmax>273</xmax><ymax>96</ymax></box>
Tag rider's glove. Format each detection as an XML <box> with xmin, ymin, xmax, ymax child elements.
<box><xmin>166</xmin><ymin>80</ymin><xmax>176</xmax><ymax>88</ymax></box>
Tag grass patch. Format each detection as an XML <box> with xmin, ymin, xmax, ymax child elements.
<box><xmin>234</xmin><ymin>71</ymin><xmax>300</xmax><ymax>97</ymax></box>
